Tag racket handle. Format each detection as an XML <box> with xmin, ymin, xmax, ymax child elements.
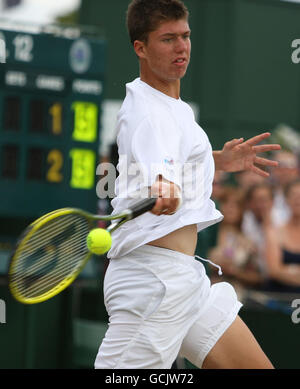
<box><xmin>130</xmin><ymin>197</ymin><xmax>157</xmax><ymax>219</ymax></box>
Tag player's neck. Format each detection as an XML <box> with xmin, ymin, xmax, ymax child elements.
<box><xmin>140</xmin><ymin>72</ymin><xmax>181</xmax><ymax>100</ymax></box>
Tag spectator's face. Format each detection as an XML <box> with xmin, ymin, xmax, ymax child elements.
<box><xmin>135</xmin><ymin>19</ymin><xmax>191</xmax><ymax>83</ymax></box>
<box><xmin>272</xmin><ymin>151</ymin><xmax>299</xmax><ymax>187</ymax></box>
<box><xmin>286</xmin><ymin>183</ymin><xmax>300</xmax><ymax>218</ymax></box>
<box><xmin>212</xmin><ymin>171</ymin><xmax>227</xmax><ymax>201</ymax></box>
<box><xmin>236</xmin><ymin>171</ymin><xmax>265</xmax><ymax>190</ymax></box>
<box><xmin>220</xmin><ymin>198</ymin><xmax>242</xmax><ymax>226</ymax></box>
<box><xmin>248</xmin><ymin>187</ymin><xmax>273</xmax><ymax>221</ymax></box>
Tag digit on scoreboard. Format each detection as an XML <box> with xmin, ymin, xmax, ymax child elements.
<box><xmin>29</xmin><ymin>99</ymin><xmax>63</xmax><ymax>135</ymax></box>
<box><xmin>72</xmin><ymin>101</ymin><xmax>98</xmax><ymax>143</ymax></box>
<box><xmin>47</xmin><ymin>150</ymin><xmax>63</xmax><ymax>183</ymax></box>
<box><xmin>69</xmin><ymin>148</ymin><xmax>96</xmax><ymax>190</ymax></box>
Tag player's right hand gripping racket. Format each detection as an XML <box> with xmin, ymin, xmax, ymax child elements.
<box><xmin>8</xmin><ymin>197</ymin><xmax>156</xmax><ymax>305</ymax></box>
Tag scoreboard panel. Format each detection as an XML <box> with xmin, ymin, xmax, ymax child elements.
<box><xmin>0</xmin><ymin>23</ymin><xmax>106</xmax><ymax>218</ymax></box>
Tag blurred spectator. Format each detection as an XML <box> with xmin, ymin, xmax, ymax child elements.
<box><xmin>235</xmin><ymin>170</ymin><xmax>265</xmax><ymax>191</ymax></box>
<box><xmin>270</xmin><ymin>150</ymin><xmax>299</xmax><ymax>227</ymax></box>
<box><xmin>211</xmin><ymin>171</ymin><xmax>229</xmax><ymax>202</ymax></box>
<box><xmin>263</xmin><ymin>179</ymin><xmax>300</xmax><ymax>293</ymax></box>
<box><xmin>208</xmin><ymin>187</ymin><xmax>263</xmax><ymax>297</ymax></box>
<box><xmin>242</xmin><ymin>183</ymin><xmax>275</xmax><ymax>279</ymax></box>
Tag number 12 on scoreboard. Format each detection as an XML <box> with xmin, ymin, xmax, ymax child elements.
<box><xmin>70</xmin><ymin>149</ymin><xmax>96</xmax><ymax>190</ymax></box>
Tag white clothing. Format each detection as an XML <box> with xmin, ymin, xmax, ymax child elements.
<box><xmin>241</xmin><ymin>211</ymin><xmax>268</xmax><ymax>277</ymax></box>
<box><xmin>108</xmin><ymin>78</ymin><xmax>223</xmax><ymax>259</ymax></box>
<box><xmin>95</xmin><ymin>245</ymin><xmax>242</xmax><ymax>369</ymax></box>
<box><xmin>96</xmin><ymin>78</ymin><xmax>241</xmax><ymax>370</ymax></box>
<box><xmin>271</xmin><ymin>189</ymin><xmax>291</xmax><ymax>227</ymax></box>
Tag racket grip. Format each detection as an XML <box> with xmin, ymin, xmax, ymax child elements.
<box><xmin>130</xmin><ymin>197</ymin><xmax>157</xmax><ymax>219</ymax></box>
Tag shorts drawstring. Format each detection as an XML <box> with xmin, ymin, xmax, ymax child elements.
<box><xmin>195</xmin><ymin>255</ymin><xmax>223</xmax><ymax>276</ymax></box>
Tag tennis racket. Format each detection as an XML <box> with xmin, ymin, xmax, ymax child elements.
<box><xmin>9</xmin><ymin>197</ymin><xmax>156</xmax><ymax>305</ymax></box>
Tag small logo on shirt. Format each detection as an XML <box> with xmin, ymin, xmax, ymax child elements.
<box><xmin>164</xmin><ymin>157</ymin><xmax>174</xmax><ymax>166</ymax></box>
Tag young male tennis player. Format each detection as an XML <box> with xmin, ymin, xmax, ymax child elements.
<box><xmin>95</xmin><ymin>0</ymin><xmax>280</xmax><ymax>369</ymax></box>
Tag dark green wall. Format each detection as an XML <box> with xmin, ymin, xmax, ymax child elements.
<box><xmin>80</xmin><ymin>0</ymin><xmax>300</xmax><ymax>149</ymax></box>
<box><xmin>80</xmin><ymin>0</ymin><xmax>138</xmax><ymax>101</ymax></box>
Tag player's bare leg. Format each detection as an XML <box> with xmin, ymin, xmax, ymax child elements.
<box><xmin>202</xmin><ymin>315</ymin><xmax>274</xmax><ymax>369</ymax></box>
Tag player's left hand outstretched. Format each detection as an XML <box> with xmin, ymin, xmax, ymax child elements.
<box><xmin>216</xmin><ymin>132</ymin><xmax>281</xmax><ymax>177</ymax></box>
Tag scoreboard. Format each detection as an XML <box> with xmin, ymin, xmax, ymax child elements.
<box><xmin>0</xmin><ymin>22</ymin><xmax>106</xmax><ymax>218</ymax></box>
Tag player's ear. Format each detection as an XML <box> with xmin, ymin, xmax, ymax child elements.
<box><xmin>134</xmin><ymin>40</ymin><xmax>146</xmax><ymax>59</ymax></box>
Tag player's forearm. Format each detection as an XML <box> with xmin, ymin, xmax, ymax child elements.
<box><xmin>212</xmin><ymin>151</ymin><xmax>223</xmax><ymax>171</ymax></box>
<box><xmin>212</xmin><ymin>150</ymin><xmax>233</xmax><ymax>172</ymax></box>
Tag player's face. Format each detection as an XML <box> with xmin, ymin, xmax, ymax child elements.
<box><xmin>137</xmin><ymin>18</ymin><xmax>191</xmax><ymax>84</ymax></box>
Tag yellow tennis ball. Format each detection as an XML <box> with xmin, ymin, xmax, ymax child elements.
<box><xmin>86</xmin><ymin>228</ymin><xmax>112</xmax><ymax>255</ymax></box>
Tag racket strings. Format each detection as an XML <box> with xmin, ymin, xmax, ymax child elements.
<box><xmin>11</xmin><ymin>214</ymin><xmax>90</xmax><ymax>299</ymax></box>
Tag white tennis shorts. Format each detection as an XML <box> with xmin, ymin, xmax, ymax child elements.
<box><xmin>94</xmin><ymin>245</ymin><xmax>242</xmax><ymax>369</ymax></box>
